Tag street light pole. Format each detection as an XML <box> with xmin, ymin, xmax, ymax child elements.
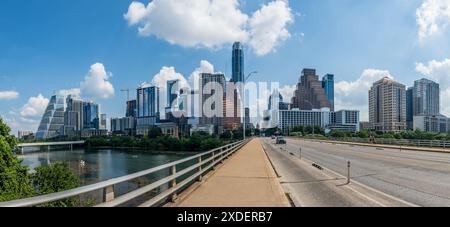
<box><xmin>243</xmin><ymin>71</ymin><xmax>258</xmax><ymax>141</ymax></box>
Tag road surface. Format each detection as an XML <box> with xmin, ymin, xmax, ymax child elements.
<box><xmin>262</xmin><ymin>138</ymin><xmax>450</xmax><ymax>207</ymax></box>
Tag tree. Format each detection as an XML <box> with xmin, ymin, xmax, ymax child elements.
<box><xmin>32</xmin><ymin>162</ymin><xmax>80</xmax><ymax>207</ymax></box>
<box><xmin>0</xmin><ymin>118</ymin><xmax>34</xmax><ymax>202</ymax></box>
<box><xmin>1</xmin><ymin>118</ymin><xmax>80</xmax><ymax>205</ymax></box>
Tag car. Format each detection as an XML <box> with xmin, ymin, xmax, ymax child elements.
<box><xmin>276</xmin><ymin>137</ymin><xmax>286</xmax><ymax>144</ymax></box>
<box><xmin>271</xmin><ymin>135</ymin><xmax>276</xmax><ymax>139</ymax></box>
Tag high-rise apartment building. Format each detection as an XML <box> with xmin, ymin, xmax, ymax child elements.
<box><xmin>413</xmin><ymin>78</ymin><xmax>440</xmax><ymax>116</ymax></box>
<box><xmin>322</xmin><ymin>74</ymin><xmax>335</xmax><ymax>111</ymax></box>
<box><xmin>291</xmin><ymin>69</ymin><xmax>332</xmax><ymax>110</ymax></box>
<box><xmin>232</xmin><ymin>42</ymin><xmax>244</xmax><ymax>84</ymax></box>
<box><xmin>36</xmin><ymin>95</ymin><xmax>65</xmax><ymax>139</ymax></box>
<box><xmin>369</xmin><ymin>77</ymin><xmax>407</xmax><ymax>132</ymax></box>
<box><xmin>63</xmin><ymin>95</ymin><xmax>84</xmax><ymax>136</ymax></box>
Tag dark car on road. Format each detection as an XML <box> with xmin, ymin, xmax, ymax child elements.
<box><xmin>276</xmin><ymin>137</ymin><xmax>286</xmax><ymax>144</ymax></box>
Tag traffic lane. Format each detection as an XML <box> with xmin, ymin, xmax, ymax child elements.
<box><xmin>262</xmin><ymin>140</ymin><xmax>381</xmax><ymax>207</ymax></box>
<box><xmin>284</xmin><ymin>138</ymin><xmax>450</xmax><ymax>207</ymax></box>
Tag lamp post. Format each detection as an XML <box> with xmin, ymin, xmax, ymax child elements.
<box><xmin>243</xmin><ymin>71</ymin><xmax>258</xmax><ymax>141</ymax></box>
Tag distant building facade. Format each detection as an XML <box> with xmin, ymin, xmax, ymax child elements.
<box><xmin>413</xmin><ymin>115</ymin><xmax>449</xmax><ymax>133</ymax></box>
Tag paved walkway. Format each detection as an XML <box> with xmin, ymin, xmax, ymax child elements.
<box><xmin>174</xmin><ymin>139</ymin><xmax>290</xmax><ymax>207</ymax></box>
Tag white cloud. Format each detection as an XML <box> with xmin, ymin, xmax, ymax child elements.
<box><xmin>151</xmin><ymin>66</ymin><xmax>189</xmax><ymax>117</ymax></box>
<box><xmin>0</xmin><ymin>91</ymin><xmax>19</xmax><ymax>100</ymax></box>
<box><xmin>248</xmin><ymin>0</ymin><xmax>294</xmax><ymax>56</ymax></box>
<box><xmin>417</xmin><ymin>0</ymin><xmax>450</xmax><ymax>42</ymax></box>
<box><xmin>20</xmin><ymin>94</ymin><xmax>49</xmax><ymax>118</ymax></box>
<box><xmin>80</xmin><ymin>63</ymin><xmax>115</xmax><ymax>99</ymax></box>
<box><xmin>189</xmin><ymin>60</ymin><xmax>215</xmax><ymax>90</ymax></box>
<box><xmin>416</xmin><ymin>58</ymin><xmax>450</xmax><ymax>116</ymax></box>
<box><xmin>279</xmin><ymin>84</ymin><xmax>296</xmax><ymax>102</ymax></box>
<box><xmin>57</xmin><ymin>88</ymin><xmax>81</xmax><ymax>98</ymax></box>
<box><xmin>124</xmin><ymin>0</ymin><xmax>293</xmax><ymax>56</ymax></box>
<box><xmin>335</xmin><ymin>69</ymin><xmax>394</xmax><ymax>121</ymax></box>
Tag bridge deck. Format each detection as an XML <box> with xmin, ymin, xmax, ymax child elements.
<box><xmin>171</xmin><ymin>138</ymin><xmax>290</xmax><ymax>207</ymax></box>
<box><xmin>18</xmin><ymin>141</ymin><xmax>85</xmax><ymax>147</ymax></box>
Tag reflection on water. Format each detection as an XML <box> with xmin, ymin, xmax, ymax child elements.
<box><xmin>19</xmin><ymin>149</ymin><xmax>192</xmax><ymax>206</ymax></box>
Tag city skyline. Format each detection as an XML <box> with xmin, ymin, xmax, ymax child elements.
<box><xmin>1</xmin><ymin>0</ymin><xmax>450</xmax><ymax>135</ymax></box>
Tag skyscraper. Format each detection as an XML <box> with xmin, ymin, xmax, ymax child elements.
<box><xmin>36</xmin><ymin>95</ymin><xmax>65</xmax><ymax>140</ymax></box>
<box><xmin>413</xmin><ymin>78</ymin><xmax>440</xmax><ymax>116</ymax></box>
<box><xmin>65</xmin><ymin>95</ymin><xmax>84</xmax><ymax>131</ymax></box>
<box><xmin>232</xmin><ymin>42</ymin><xmax>244</xmax><ymax>84</ymax></box>
<box><xmin>136</xmin><ymin>85</ymin><xmax>160</xmax><ymax>135</ymax></box>
<box><xmin>322</xmin><ymin>74</ymin><xmax>335</xmax><ymax>111</ymax></box>
<box><xmin>199</xmin><ymin>73</ymin><xmax>226</xmax><ymax>133</ymax></box>
<box><xmin>137</xmin><ymin>85</ymin><xmax>160</xmax><ymax>118</ymax></box>
<box><xmin>83</xmin><ymin>101</ymin><xmax>100</xmax><ymax>129</ymax></box>
<box><xmin>369</xmin><ymin>77</ymin><xmax>407</xmax><ymax>132</ymax></box>
<box><xmin>291</xmin><ymin>69</ymin><xmax>332</xmax><ymax>110</ymax></box>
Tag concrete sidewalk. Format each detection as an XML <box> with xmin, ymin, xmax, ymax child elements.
<box><xmin>173</xmin><ymin>138</ymin><xmax>291</xmax><ymax>207</ymax></box>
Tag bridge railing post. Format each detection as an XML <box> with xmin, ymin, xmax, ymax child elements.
<box><xmin>103</xmin><ymin>185</ymin><xmax>115</xmax><ymax>203</ymax></box>
<box><xmin>198</xmin><ymin>156</ymin><xmax>203</xmax><ymax>182</ymax></box>
<box><xmin>170</xmin><ymin>165</ymin><xmax>178</xmax><ymax>202</ymax></box>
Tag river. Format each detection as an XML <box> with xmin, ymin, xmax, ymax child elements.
<box><xmin>18</xmin><ymin>148</ymin><xmax>194</xmax><ymax>206</ymax></box>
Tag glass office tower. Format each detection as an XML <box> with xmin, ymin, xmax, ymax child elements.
<box><xmin>36</xmin><ymin>95</ymin><xmax>65</xmax><ymax>139</ymax></box>
<box><xmin>232</xmin><ymin>42</ymin><xmax>244</xmax><ymax>83</ymax></box>
<box><xmin>322</xmin><ymin>74</ymin><xmax>335</xmax><ymax>111</ymax></box>
<box><xmin>137</xmin><ymin>85</ymin><xmax>160</xmax><ymax>118</ymax></box>
<box><xmin>83</xmin><ymin>101</ymin><xmax>100</xmax><ymax>129</ymax></box>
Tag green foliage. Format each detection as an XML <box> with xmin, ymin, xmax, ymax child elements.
<box><xmin>32</xmin><ymin>162</ymin><xmax>79</xmax><ymax>207</ymax></box>
<box><xmin>1</xmin><ymin>118</ymin><xmax>80</xmax><ymax>205</ymax></box>
<box><xmin>0</xmin><ymin>118</ymin><xmax>34</xmax><ymax>202</ymax></box>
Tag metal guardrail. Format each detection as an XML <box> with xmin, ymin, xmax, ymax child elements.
<box><xmin>0</xmin><ymin>139</ymin><xmax>250</xmax><ymax>207</ymax></box>
<box><xmin>310</xmin><ymin>137</ymin><xmax>450</xmax><ymax>149</ymax></box>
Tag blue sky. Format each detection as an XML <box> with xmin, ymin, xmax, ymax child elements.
<box><xmin>1</xmin><ymin>0</ymin><xmax>450</xmax><ymax>134</ymax></box>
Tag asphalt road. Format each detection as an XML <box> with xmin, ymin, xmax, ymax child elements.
<box><xmin>262</xmin><ymin>138</ymin><xmax>450</xmax><ymax>207</ymax></box>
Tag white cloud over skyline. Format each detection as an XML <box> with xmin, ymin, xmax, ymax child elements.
<box><xmin>335</xmin><ymin>69</ymin><xmax>394</xmax><ymax>121</ymax></box>
<box><xmin>417</xmin><ymin>0</ymin><xmax>450</xmax><ymax>42</ymax></box>
<box><xmin>80</xmin><ymin>63</ymin><xmax>115</xmax><ymax>100</ymax></box>
<box><xmin>124</xmin><ymin>0</ymin><xmax>293</xmax><ymax>56</ymax></box>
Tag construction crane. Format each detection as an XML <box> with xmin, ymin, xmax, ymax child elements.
<box><xmin>121</xmin><ymin>89</ymin><xmax>131</xmax><ymax>101</ymax></box>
